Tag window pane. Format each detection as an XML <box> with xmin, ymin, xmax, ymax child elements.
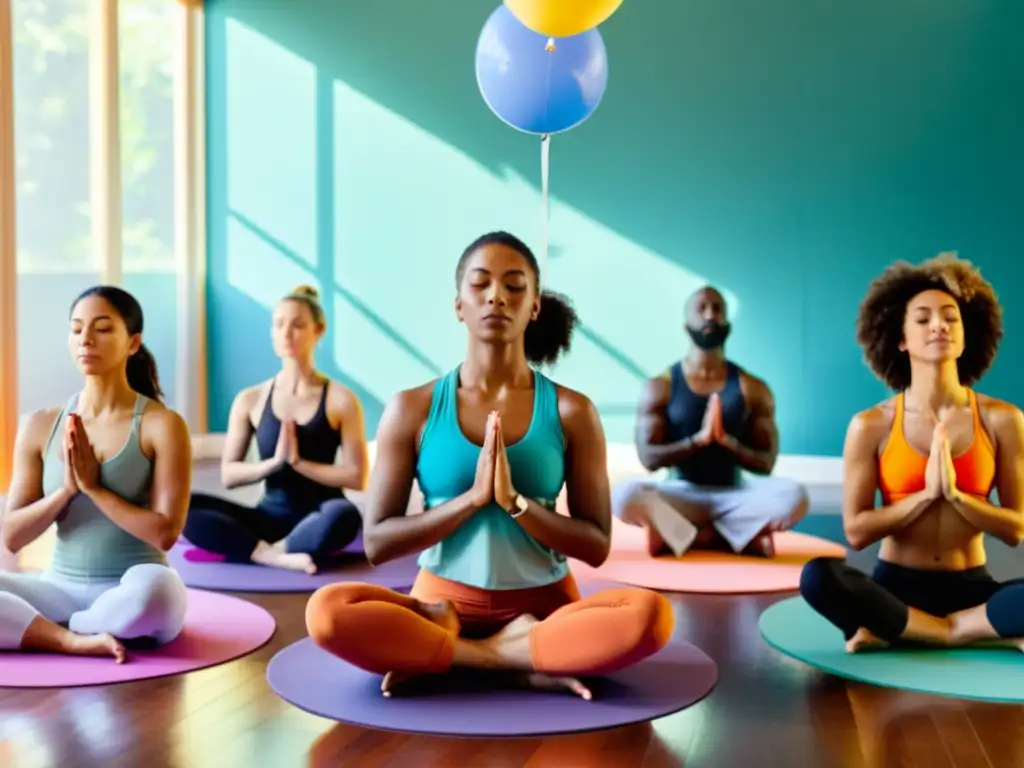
<box><xmin>14</xmin><ymin>0</ymin><xmax>99</xmax><ymax>413</ymax></box>
<box><xmin>119</xmin><ymin>0</ymin><xmax>179</xmax><ymax>409</ymax></box>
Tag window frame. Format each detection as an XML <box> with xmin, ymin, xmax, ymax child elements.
<box><xmin>0</xmin><ymin>0</ymin><xmax>208</xmax><ymax>491</ymax></box>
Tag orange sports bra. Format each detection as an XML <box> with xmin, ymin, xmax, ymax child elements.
<box><xmin>877</xmin><ymin>390</ymin><xmax>996</xmax><ymax>504</ymax></box>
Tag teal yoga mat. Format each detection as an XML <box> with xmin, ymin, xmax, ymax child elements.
<box><xmin>758</xmin><ymin>596</ymin><xmax>1024</xmax><ymax>703</ymax></box>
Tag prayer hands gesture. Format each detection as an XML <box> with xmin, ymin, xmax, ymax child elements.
<box><xmin>695</xmin><ymin>393</ymin><xmax>731</xmax><ymax>448</ymax></box>
<box><xmin>470</xmin><ymin>411</ymin><xmax>518</xmax><ymax>511</ymax></box>
<box><xmin>274</xmin><ymin>419</ymin><xmax>300</xmax><ymax>467</ymax></box>
<box><xmin>925</xmin><ymin>416</ymin><xmax>958</xmax><ymax>502</ymax></box>
<box><xmin>65</xmin><ymin>414</ymin><xmax>101</xmax><ymax>493</ymax></box>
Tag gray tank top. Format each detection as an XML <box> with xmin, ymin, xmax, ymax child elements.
<box><xmin>42</xmin><ymin>393</ymin><xmax>168</xmax><ymax>582</ymax></box>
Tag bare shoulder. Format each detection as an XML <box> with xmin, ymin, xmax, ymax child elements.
<box><xmin>847</xmin><ymin>400</ymin><xmax>895</xmax><ymax>447</ymax></box>
<box><xmin>140</xmin><ymin>400</ymin><xmax>190</xmax><ymax>443</ymax></box>
<box><xmin>553</xmin><ymin>383</ymin><xmax>602</xmax><ymax>434</ymax></box>
<box><xmin>325</xmin><ymin>378</ymin><xmax>363</xmax><ymax>413</ymax></box>
<box><xmin>16</xmin><ymin>406</ymin><xmax>64</xmax><ymax>450</ymax></box>
<box><xmin>378</xmin><ymin>380</ymin><xmax>437</xmax><ymax>438</ymax></box>
<box><xmin>975</xmin><ymin>393</ymin><xmax>1024</xmax><ymax>440</ymax></box>
<box><xmin>738</xmin><ymin>369</ymin><xmax>773</xmax><ymax>404</ymax></box>
<box><xmin>230</xmin><ymin>380</ymin><xmax>270</xmax><ymax>415</ymax></box>
<box><xmin>640</xmin><ymin>370</ymin><xmax>672</xmax><ymax>408</ymax></box>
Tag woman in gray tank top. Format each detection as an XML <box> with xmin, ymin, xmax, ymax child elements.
<box><xmin>0</xmin><ymin>287</ymin><xmax>190</xmax><ymax>662</ymax></box>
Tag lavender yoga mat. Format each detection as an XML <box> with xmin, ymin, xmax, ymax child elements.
<box><xmin>0</xmin><ymin>589</ymin><xmax>275</xmax><ymax>688</ymax></box>
<box><xmin>167</xmin><ymin>538</ymin><xmax>418</xmax><ymax>593</ymax></box>
<box><xmin>267</xmin><ymin>637</ymin><xmax>717</xmax><ymax>737</ymax></box>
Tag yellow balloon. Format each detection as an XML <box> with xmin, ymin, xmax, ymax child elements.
<box><xmin>504</xmin><ymin>0</ymin><xmax>624</xmax><ymax>39</ymax></box>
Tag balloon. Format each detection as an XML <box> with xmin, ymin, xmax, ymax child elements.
<box><xmin>476</xmin><ymin>5</ymin><xmax>609</xmax><ymax>135</ymax></box>
<box><xmin>505</xmin><ymin>0</ymin><xmax>623</xmax><ymax>38</ymax></box>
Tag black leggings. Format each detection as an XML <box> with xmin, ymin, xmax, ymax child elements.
<box><xmin>183</xmin><ymin>493</ymin><xmax>362</xmax><ymax>564</ymax></box>
<box><xmin>799</xmin><ymin>556</ymin><xmax>1024</xmax><ymax>643</ymax></box>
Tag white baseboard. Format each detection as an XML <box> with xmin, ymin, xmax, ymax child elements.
<box><xmin>191</xmin><ymin>434</ymin><xmax>843</xmax><ymax>487</ymax></box>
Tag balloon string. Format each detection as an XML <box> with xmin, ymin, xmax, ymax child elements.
<box><xmin>540</xmin><ymin>133</ymin><xmax>550</xmax><ymax>286</ymax></box>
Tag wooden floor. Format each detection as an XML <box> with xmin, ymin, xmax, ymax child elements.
<box><xmin>2</xmin><ymin>515</ymin><xmax>1024</xmax><ymax>767</ymax></box>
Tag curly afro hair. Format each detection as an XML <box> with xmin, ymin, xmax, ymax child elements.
<box><xmin>855</xmin><ymin>252</ymin><xmax>1003</xmax><ymax>391</ymax></box>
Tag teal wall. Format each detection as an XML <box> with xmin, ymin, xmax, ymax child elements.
<box><xmin>204</xmin><ymin>0</ymin><xmax>1024</xmax><ymax>456</ymax></box>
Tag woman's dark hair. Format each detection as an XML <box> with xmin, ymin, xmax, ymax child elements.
<box><xmin>456</xmin><ymin>231</ymin><xmax>577</xmax><ymax>366</ymax></box>
<box><xmin>71</xmin><ymin>285</ymin><xmax>164</xmax><ymax>402</ymax></box>
<box><xmin>856</xmin><ymin>253</ymin><xmax>1003</xmax><ymax>391</ymax></box>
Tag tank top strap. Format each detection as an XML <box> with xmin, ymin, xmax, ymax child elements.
<box><xmin>421</xmin><ymin>368</ymin><xmax>459</xmax><ymax>445</ymax></box>
<box><xmin>44</xmin><ymin>394</ymin><xmax>78</xmax><ymax>457</ymax></box>
<box><xmin>893</xmin><ymin>391</ymin><xmax>907</xmax><ymax>440</ymax></box>
<box><xmin>532</xmin><ymin>370</ymin><xmax>560</xmax><ymax>426</ymax></box>
<box><xmin>130</xmin><ymin>393</ymin><xmax>149</xmax><ymax>432</ymax></box>
<box><xmin>968</xmin><ymin>389</ymin><xmax>995</xmax><ymax>454</ymax></box>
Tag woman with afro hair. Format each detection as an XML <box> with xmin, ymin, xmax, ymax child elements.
<box><xmin>800</xmin><ymin>252</ymin><xmax>1024</xmax><ymax>653</ymax></box>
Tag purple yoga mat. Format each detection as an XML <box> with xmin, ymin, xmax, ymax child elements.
<box><xmin>0</xmin><ymin>589</ymin><xmax>275</xmax><ymax>688</ymax></box>
<box><xmin>181</xmin><ymin>532</ymin><xmax>366</xmax><ymax>563</ymax></box>
<box><xmin>267</xmin><ymin>637</ymin><xmax>717</xmax><ymax>737</ymax></box>
<box><xmin>167</xmin><ymin>540</ymin><xmax>418</xmax><ymax>593</ymax></box>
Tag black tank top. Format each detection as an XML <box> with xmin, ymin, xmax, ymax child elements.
<box><xmin>255</xmin><ymin>377</ymin><xmax>344</xmax><ymax>513</ymax></box>
<box><xmin>663</xmin><ymin>361</ymin><xmax>747</xmax><ymax>487</ymax></box>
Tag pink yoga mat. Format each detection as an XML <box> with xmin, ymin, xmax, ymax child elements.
<box><xmin>0</xmin><ymin>589</ymin><xmax>276</xmax><ymax>688</ymax></box>
<box><xmin>570</xmin><ymin>518</ymin><xmax>846</xmax><ymax>594</ymax></box>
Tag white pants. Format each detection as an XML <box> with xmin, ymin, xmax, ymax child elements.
<box><xmin>0</xmin><ymin>563</ymin><xmax>188</xmax><ymax>650</ymax></box>
<box><xmin>612</xmin><ymin>474</ymin><xmax>809</xmax><ymax>552</ymax></box>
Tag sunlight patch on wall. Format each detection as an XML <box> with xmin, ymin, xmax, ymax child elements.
<box><xmin>225</xmin><ymin>216</ymin><xmax>321</xmax><ymax>310</ymax></box>
<box><xmin>224</xmin><ymin>19</ymin><xmax>318</xmax><ymax>270</ymax></box>
<box><xmin>330</xmin><ymin>79</ymin><xmax>739</xmax><ymax>420</ymax></box>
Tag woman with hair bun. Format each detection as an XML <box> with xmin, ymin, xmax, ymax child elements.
<box><xmin>184</xmin><ymin>285</ymin><xmax>369</xmax><ymax>574</ymax></box>
<box><xmin>303</xmin><ymin>231</ymin><xmax>674</xmax><ymax>699</ymax></box>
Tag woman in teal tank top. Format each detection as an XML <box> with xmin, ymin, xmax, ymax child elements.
<box><xmin>306</xmin><ymin>232</ymin><xmax>674</xmax><ymax>699</ymax></box>
<box><xmin>0</xmin><ymin>287</ymin><xmax>190</xmax><ymax>661</ymax></box>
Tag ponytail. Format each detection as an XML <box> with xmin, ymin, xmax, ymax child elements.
<box><xmin>126</xmin><ymin>343</ymin><xmax>163</xmax><ymax>402</ymax></box>
<box><xmin>524</xmin><ymin>290</ymin><xmax>577</xmax><ymax>366</ymax></box>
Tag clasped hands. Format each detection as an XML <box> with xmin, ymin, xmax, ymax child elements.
<box><xmin>470</xmin><ymin>411</ymin><xmax>518</xmax><ymax>512</ymax></box>
<box><xmin>693</xmin><ymin>393</ymin><xmax>737</xmax><ymax>450</ymax></box>
<box><xmin>273</xmin><ymin>419</ymin><xmax>301</xmax><ymax>468</ymax></box>
<box><xmin>925</xmin><ymin>415</ymin><xmax>960</xmax><ymax>503</ymax></box>
<box><xmin>62</xmin><ymin>414</ymin><xmax>102</xmax><ymax>496</ymax></box>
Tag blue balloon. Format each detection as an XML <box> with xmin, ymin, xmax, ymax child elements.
<box><xmin>475</xmin><ymin>5</ymin><xmax>609</xmax><ymax>135</ymax></box>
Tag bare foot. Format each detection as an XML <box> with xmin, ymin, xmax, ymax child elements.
<box><xmin>382</xmin><ymin>600</ymin><xmax>461</xmax><ymax>697</ymax></box>
<box><xmin>418</xmin><ymin>599</ymin><xmax>461</xmax><ymax>636</ymax></box>
<box><xmin>521</xmin><ymin>672</ymin><xmax>593</xmax><ymax>700</ymax></box>
<box><xmin>743</xmin><ymin>533</ymin><xmax>776</xmax><ymax>558</ymax></box>
<box><xmin>846</xmin><ymin>627</ymin><xmax>889</xmax><ymax>653</ymax></box>
<box><xmin>488</xmin><ymin>616</ymin><xmax>594</xmax><ymax>699</ymax></box>
<box><xmin>68</xmin><ymin>633</ymin><xmax>127</xmax><ymax>663</ymax></box>
<box><xmin>381</xmin><ymin>669</ymin><xmax>421</xmax><ymax>697</ymax></box>
<box><xmin>251</xmin><ymin>541</ymin><xmax>318</xmax><ymax>574</ymax></box>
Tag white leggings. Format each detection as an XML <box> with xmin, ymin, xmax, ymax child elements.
<box><xmin>0</xmin><ymin>563</ymin><xmax>189</xmax><ymax>650</ymax></box>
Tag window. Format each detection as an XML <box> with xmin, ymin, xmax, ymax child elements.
<box><xmin>120</xmin><ymin>0</ymin><xmax>179</xmax><ymax>407</ymax></box>
<box><xmin>7</xmin><ymin>0</ymin><xmax>203</xmax><ymax>421</ymax></box>
<box><xmin>13</xmin><ymin>0</ymin><xmax>99</xmax><ymax>414</ymax></box>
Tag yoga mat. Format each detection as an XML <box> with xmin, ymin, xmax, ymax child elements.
<box><xmin>182</xmin><ymin>532</ymin><xmax>365</xmax><ymax>562</ymax></box>
<box><xmin>0</xmin><ymin>589</ymin><xmax>275</xmax><ymax>688</ymax></box>
<box><xmin>759</xmin><ymin>596</ymin><xmax>1024</xmax><ymax>704</ymax></box>
<box><xmin>168</xmin><ymin>540</ymin><xmax>418</xmax><ymax>593</ymax></box>
<box><xmin>266</xmin><ymin>638</ymin><xmax>718</xmax><ymax>737</ymax></box>
<box><xmin>571</xmin><ymin>518</ymin><xmax>846</xmax><ymax>594</ymax></box>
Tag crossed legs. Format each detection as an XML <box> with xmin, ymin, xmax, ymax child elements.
<box><xmin>612</xmin><ymin>475</ymin><xmax>809</xmax><ymax>557</ymax></box>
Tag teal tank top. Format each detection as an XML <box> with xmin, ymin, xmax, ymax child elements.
<box><xmin>42</xmin><ymin>393</ymin><xmax>168</xmax><ymax>582</ymax></box>
<box><xmin>416</xmin><ymin>366</ymin><xmax>569</xmax><ymax>590</ymax></box>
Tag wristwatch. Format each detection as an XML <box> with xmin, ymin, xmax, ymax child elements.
<box><xmin>506</xmin><ymin>493</ymin><xmax>529</xmax><ymax>518</ymax></box>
